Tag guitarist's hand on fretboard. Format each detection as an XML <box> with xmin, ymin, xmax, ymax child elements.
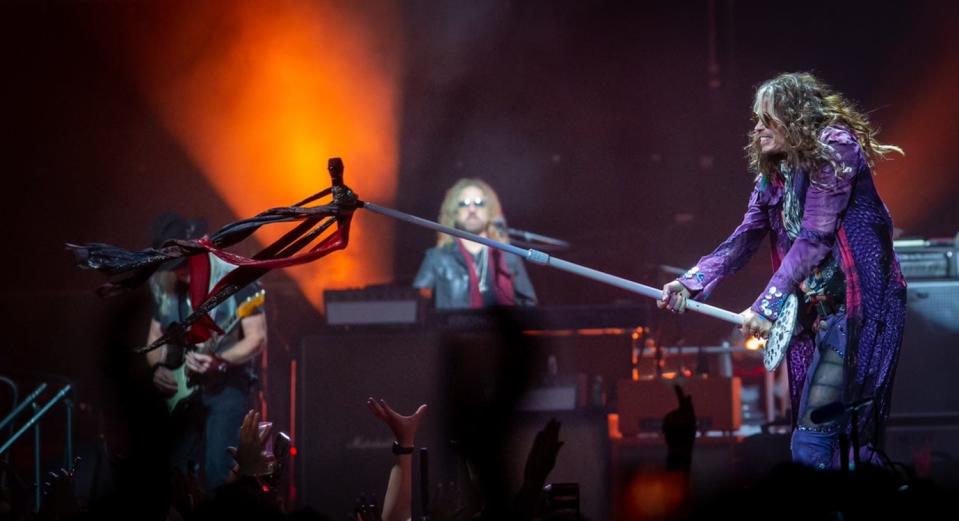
<box><xmin>153</xmin><ymin>366</ymin><xmax>179</xmax><ymax>396</ymax></box>
<box><xmin>185</xmin><ymin>351</ymin><xmax>221</xmax><ymax>375</ymax></box>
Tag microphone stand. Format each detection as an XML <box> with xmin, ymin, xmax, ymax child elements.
<box><xmin>839</xmin><ymin>433</ymin><xmax>850</xmax><ymax>473</ymax></box>
<box><xmin>850</xmin><ymin>409</ymin><xmax>861</xmax><ymax>469</ymax></box>
<box><xmin>505</xmin><ymin>227</ymin><xmax>571</xmax><ymax>250</ymax></box>
<box><xmin>360</xmin><ymin>202</ymin><xmax>745</xmax><ymax>327</ymax></box>
<box><xmin>419</xmin><ymin>447</ymin><xmax>429</xmax><ymax>521</ymax></box>
<box><xmin>492</xmin><ymin>219</ymin><xmax>570</xmax><ymax>251</ymax></box>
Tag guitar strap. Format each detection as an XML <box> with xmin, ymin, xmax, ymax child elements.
<box><xmin>187</xmin><ymin>252</ymin><xmax>239</xmax><ymax>339</ymax></box>
<box><xmin>208</xmin><ymin>254</ymin><xmax>239</xmax><ymax>330</ymax></box>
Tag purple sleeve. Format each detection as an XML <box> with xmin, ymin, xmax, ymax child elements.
<box><xmin>676</xmin><ymin>181</ymin><xmax>771</xmax><ymax>300</ymax></box>
<box><xmin>751</xmin><ymin>127</ymin><xmax>862</xmax><ymax>320</ymax></box>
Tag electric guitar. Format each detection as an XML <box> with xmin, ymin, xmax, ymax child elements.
<box><xmin>165</xmin><ymin>289</ymin><xmax>266</xmax><ymax>413</ymax></box>
<box><xmin>763</xmin><ymin>293</ymin><xmax>798</xmax><ymax>371</ymax></box>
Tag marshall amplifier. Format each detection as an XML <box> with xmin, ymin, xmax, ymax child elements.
<box><xmin>890</xmin><ymin>279</ymin><xmax>959</xmax><ymax>419</ymax></box>
<box><xmin>894</xmin><ymin>236</ymin><xmax>958</xmax><ymax>280</ymax></box>
<box><xmin>323</xmin><ymin>285</ymin><xmax>424</xmax><ymax>325</ymax></box>
<box><xmin>296</xmin><ymin>329</ymin><xmax>449</xmax><ymax>517</ymax></box>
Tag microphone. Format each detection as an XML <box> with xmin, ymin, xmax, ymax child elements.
<box><xmin>328</xmin><ymin>157</ymin><xmax>344</xmax><ymax>187</ymax></box>
<box><xmin>809</xmin><ymin>397</ymin><xmax>874</xmax><ymax>424</ymax></box>
<box><xmin>657</xmin><ymin>264</ymin><xmax>687</xmax><ymax>276</ymax></box>
<box><xmin>493</xmin><ymin>218</ymin><xmax>571</xmax><ymax>249</ymax></box>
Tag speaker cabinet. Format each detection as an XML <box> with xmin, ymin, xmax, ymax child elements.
<box><xmin>296</xmin><ymin>329</ymin><xmax>448</xmax><ymax>518</ymax></box>
<box><xmin>885</xmin><ymin>280</ymin><xmax>959</xmax><ymax>486</ymax></box>
<box><xmin>890</xmin><ymin>280</ymin><xmax>959</xmax><ymax>418</ymax></box>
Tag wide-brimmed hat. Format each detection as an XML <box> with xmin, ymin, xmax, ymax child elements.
<box><xmin>151</xmin><ymin>212</ymin><xmax>208</xmax><ymax>270</ymax></box>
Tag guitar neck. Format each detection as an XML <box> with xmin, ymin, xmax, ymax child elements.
<box><xmin>186</xmin><ymin>289</ymin><xmax>265</xmax><ymax>355</ymax></box>
<box><xmin>196</xmin><ymin>289</ymin><xmax>264</xmax><ymax>354</ymax></box>
<box><xmin>197</xmin><ymin>314</ymin><xmax>242</xmax><ymax>355</ymax></box>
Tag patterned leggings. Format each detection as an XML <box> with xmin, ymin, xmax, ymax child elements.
<box><xmin>791</xmin><ymin>312</ymin><xmax>846</xmax><ymax>469</ymax></box>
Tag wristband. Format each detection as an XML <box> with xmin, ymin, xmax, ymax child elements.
<box><xmin>392</xmin><ymin>441</ymin><xmax>415</xmax><ymax>455</ymax></box>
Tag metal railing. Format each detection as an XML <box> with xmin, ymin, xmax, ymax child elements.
<box><xmin>0</xmin><ymin>380</ymin><xmax>74</xmax><ymax>512</ymax></box>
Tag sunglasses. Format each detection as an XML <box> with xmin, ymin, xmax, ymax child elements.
<box><xmin>457</xmin><ymin>198</ymin><xmax>487</xmax><ymax>209</ymax></box>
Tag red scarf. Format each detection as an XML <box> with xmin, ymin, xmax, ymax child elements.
<box><xmin>456</xmin><ymin>239</ymin><xmax>516</xmax><ymax>308</ymax></box>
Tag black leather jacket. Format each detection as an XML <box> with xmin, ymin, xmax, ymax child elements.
<box><xmin>413</xmin><ymin>243</ymin><xmax>537</xmax><ymax>310</ymax></box>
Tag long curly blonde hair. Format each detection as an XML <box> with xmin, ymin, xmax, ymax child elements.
<box><xmin>436</xmin><ymin>178</ymin><xmax>509</xmax><ymax>247</ymax></box>
<box><xmin>746</xmin><ymin>72</ymin><xmax>903</xmax><ymax>180</ymax></box>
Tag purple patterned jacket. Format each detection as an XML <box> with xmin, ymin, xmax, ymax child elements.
<box><xmin>676</xmin><ymin>126</ymin><xmax>906</xmax><ymax>442</ymax></box>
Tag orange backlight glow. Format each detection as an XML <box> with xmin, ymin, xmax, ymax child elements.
<box><xmin>121</xmin><ymin>0</ymin><xmax>403</xmax><ymax>311</ymax></box>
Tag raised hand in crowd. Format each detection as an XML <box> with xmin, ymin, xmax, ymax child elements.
<box><xmin>366</xmin><ymin>398</ymin><xmax>428</xmax><ymax>447</ymax></box>
<box><xmin>662</xmin><ymin>384</ymin><xmax>696</xmax><ymax>471</ymax></box>
<box><xmin>523</xmin><ymin>418</ymin><xmax>564</xmax><ymax>489</ymax></box>
<box><xmin>513</xmin><ymin>418</ymin><xmax>564</xmax><ymax>521</ymax></box>
<box><xmin>227</xmin><ymin>409</ymin><xmax>275</xmax><ymax>480</ymax></box>
<box><xmin>39</xmin><ymin>458</ymin><xmax>81</xmax><ymax>520</ymax></box>
<box><xmin>366</xmin><ymin>397</ymin><xmax>428</xmax><ymax>521</ymax></box>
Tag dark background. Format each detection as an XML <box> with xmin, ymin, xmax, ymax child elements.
<box><xmin>1</xmin><ymin>0</ymin><xmax>957</xmax><ymax>502</ymax></box>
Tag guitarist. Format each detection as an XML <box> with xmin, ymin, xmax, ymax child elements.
<box><xmin>144</xmin><ymin>213</ymin><xmax>268</xmax><ymax>490</ymax></box>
